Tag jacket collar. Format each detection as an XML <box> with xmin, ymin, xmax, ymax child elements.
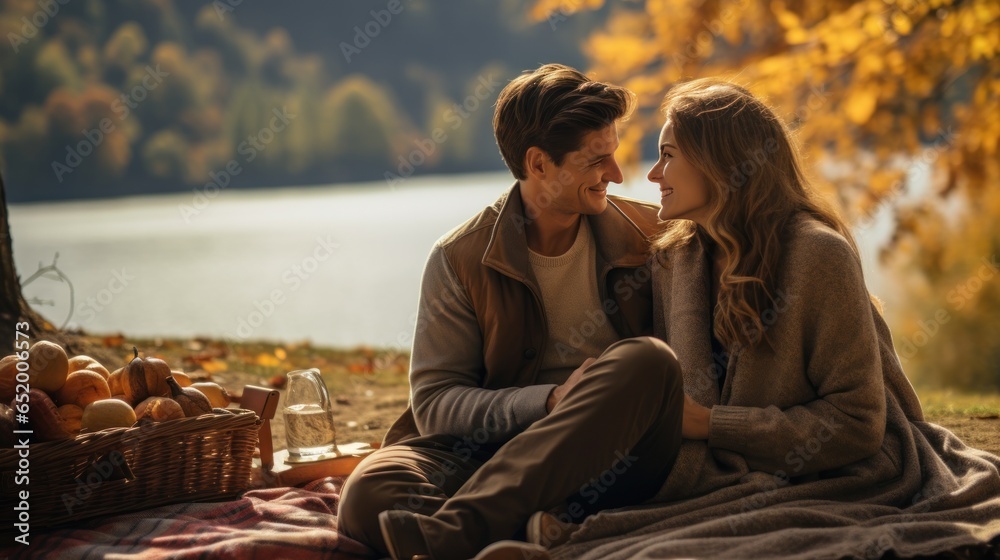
<box><xmin>482</xmin><ymin>182</ymin><xmax>652</xmax><ymax>280</ymax></box>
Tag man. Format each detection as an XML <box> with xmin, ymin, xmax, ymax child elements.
<box><xmin>337</xmin><ymin>64</ymin><xmax>684</xmax><ymax>560</ymax></box>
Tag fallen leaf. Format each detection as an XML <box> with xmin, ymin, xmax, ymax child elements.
<box><xmin>201</xmin><ymin>358</ymin><xmax>229</xmax><ymax>374</ymax></box>
<box><xmin>102</xmin><ymin>334</ymin><xmax>125</xmax><ymax>347</ymax></box>
<box><xmin>348</xmin><ymin>362</ymin><xmax>373</xmax><ymax>374</ymax></box>
<box><xmin>255</xmin><ymin>353</ymin><xmax>281</xmax><ymax>367</ymax></box>
<box><xmin>268</xmin><ymin>375</ymin><xmax>286</xmax><ymax>389</ymax></box>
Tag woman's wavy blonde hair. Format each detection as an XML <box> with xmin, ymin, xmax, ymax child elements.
<box><xmin>653</xmin><ymin>78</ymin><xmax>861</xmax><ymax>351</ymax></box>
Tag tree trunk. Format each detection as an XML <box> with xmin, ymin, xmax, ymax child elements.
<box><xmin>0</xmin><ymin>171</ymin><xmax>55</xmax><ymax>353</ymax></box>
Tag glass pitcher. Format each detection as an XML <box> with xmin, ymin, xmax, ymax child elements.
<box><xmin>283</xmin><ymin>368</ymin><xmax>337</xmax><ymax>457</ymax></box>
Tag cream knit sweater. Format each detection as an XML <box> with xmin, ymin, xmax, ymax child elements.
<box><xmin>528</xmin><ymin>218</ymin><xmax>619</xmax><ymax>385</ymax></box>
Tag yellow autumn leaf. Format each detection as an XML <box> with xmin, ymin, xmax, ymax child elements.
<box><xmin>845</xmin><ymin>87</ymin><xmax>879</xmax><ymax>124</ymax></box>
<box><xmin>275</xmin><ymin>347</ymin><xmax>288</xmax><ymax>360</ymax></box>
<box><xmin>528</xmin><ymin>0</ymin><xmax>567</xmax><ymax>21</ymax></box>
<box><xmin>584</xmin><ymin>34</ymin><xmax>656</xmax><ymax>76</ymax></box>
<box><xmin>982</xmin><ymin>127</ymin><xmax>998</xmax><ymax>155</ymax></box>
<box><xmin>757</xmin><ymin>55</ymin><xmax>790</xmax><ymax>76</ymax></box>
<box><xmin>841</xmin><ymin>28</ymin><xmax>868</xmax><ymax>54</ymax></box>
<box><xmin>856</xmin><ymin>53</ymin><xmax>884</xmax><ymax>76</ymax></box>
<box><xmin>891</xmin><ymin>11</ymin><xmax>913</xmax><ymax>35</ymax></box>
<box><xmin>870</xmin><ymin>170</ymin><xmax>904</xmax><ymax>197</ymax></box>
<box><xmin>771</xmin><ymin>1</ymin><xmax>802</xmax><ymax>29</ymax></box>
<box><xmin>941</xmin><ymin>10</ymin><xmax>958</xmax><ymax>37</ymax></box>
<box><xmin>970</xmin><ymin>34</ymin><xmax>994</xmax><ymax>60</ymax></box>
<box><xmin>885</xmin><ymin>50</ymin><xmax>906</xmax><ymax>74</ymax></box>
<box><xmin>255</xmin><ymin>352</ymin><xmax>281</xmax><ymax>367</ymax></box>
<box><xmin>786</xmin><ymin>27</ymin><xmax>810</xmax><ymax>45</ymax></box>
<box><xmin>625</xmin><ymin>75</ymin><xmax>666</xmax><ymax>101</ymax></box>
<box><xmin>528</xmin><ymin>0</ymin><xmax>604</xmax><ymax>23</ymax></box>
<box><xmin>201</xmin><ymin>358</ymin><xmax>229</xmax><ymax>374</ymax></box>
<box><xmin>862</xmin><ymin>14</ymin><xmax>886</xmax><ymax>37</ymax></box>
<box><xmin>896</xmin><ymin>0</ymin><xmax>917</xmax><ymax>15</ymax></box>
<box><xmin>974</xmin><ymin>0</ymin><xmax>999</xmax><ymax>24</ymax></box>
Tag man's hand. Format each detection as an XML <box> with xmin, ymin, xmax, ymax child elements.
<box><xmin>546</xmin><ymin>357</ymin><xmax>596</xmax><ymax>413</ymax></box>
<box><xmin>682</xmin><ymin>393</ymin><xmax>711</xmax><ymax>440</ymax></box>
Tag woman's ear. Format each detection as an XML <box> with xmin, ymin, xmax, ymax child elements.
<box><xmin>524</xmin><ymin>146</ymin><xmax>550</xmax><ymax>180</ymax></box>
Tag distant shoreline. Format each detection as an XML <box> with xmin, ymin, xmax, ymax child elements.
<box><xmin>4</xmin><ymin>163</ymin><xmax>514</xmax><ymax>205</ymax></box>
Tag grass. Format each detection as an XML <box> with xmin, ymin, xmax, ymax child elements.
<box><xmin>917</xmin><ymin>387</ymin><xmax>1000</xmax><ymax>418</ymax></box>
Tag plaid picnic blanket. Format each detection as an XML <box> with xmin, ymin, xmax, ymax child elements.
<box><xmin>1</xmin><ymin>478</ymin><xmax>374</xmax><ymax>560</ymax></box>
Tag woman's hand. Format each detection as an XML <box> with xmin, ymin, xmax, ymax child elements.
<box><xmin>682</xmin><ymin>393</ymin><xmax>712</xmax><ymax>440</ymax></box>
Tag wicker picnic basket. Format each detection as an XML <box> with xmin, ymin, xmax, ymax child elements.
<box><xmin>0</xmin><ymin>408</ymin><xmax>261</xmax><ymax>530</ymax></box>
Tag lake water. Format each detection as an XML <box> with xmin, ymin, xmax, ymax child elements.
<box><xmin>8</xmin><ymin>169</ymin><xmax>890</xmax><ymax>349</ymax></box>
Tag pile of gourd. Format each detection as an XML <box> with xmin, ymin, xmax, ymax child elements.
<box><xmin>0</xmin><ymin>341</ymin><xmax>233</xmax><ymax>444</ymax></box>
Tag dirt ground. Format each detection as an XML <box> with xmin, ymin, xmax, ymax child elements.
<box><xmin>55</xmin><ymin>334</ymin><xmax>1000</xmax><ymax>457</ymax></box>
<box><xmin>924</xmin><ymin>416</ymin><xmax>1000</xmax><ymax>456</ymax></box>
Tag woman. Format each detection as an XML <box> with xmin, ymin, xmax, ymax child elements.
<box><xmin>647</xmin><ymin>78</ymin><xmax>894</xmax><ymax>469</ymax></box>
<box><xmin>545</xmin><ymin>79</ymin><xmax>1000</xmax><ymax>559</ymax></box>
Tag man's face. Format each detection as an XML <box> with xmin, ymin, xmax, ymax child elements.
<box><xmin>538</xmin><ymin>124</ymin><xmax>624</xmax><ymax>216</ymax></box>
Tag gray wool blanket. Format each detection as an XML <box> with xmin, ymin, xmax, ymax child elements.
<box><xmin>553</xmin><ymin>219</ymin><xmax>1000</xmax><ymax>559</ymax></box>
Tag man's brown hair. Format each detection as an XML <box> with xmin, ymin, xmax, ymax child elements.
<box><xmin>493</xmin><ymin>63</ymin><xmax>635</xmax><ymax>180</ymax></box>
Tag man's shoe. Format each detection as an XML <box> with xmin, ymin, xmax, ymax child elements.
<box><xmin>378</xmin><ymin>510</ymin><xmax>431</xmax><ymax>560</ymax></box>
<box><xmin>526</xmin><ymin>511</ymin><xmax>580</xmax><ymax>548</ymax></box>
<box><xmin>473</xmin><ymin>540</ymin><xmax>551</xmax><ymax>560</ymax></box>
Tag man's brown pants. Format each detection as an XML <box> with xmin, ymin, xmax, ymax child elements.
<box><xmin>337</xmin><ymin>336</ymin><xmax>684</xmax><ymax>559</ymax></box>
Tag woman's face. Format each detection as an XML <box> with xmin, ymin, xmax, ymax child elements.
<box><xmin>647</xmin><ymin>120</ymin><xmax>712</xmax><ymax>224</ymax></box>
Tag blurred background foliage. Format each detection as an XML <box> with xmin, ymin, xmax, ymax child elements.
<box><xmin>531</xmin><ymin>0</ymin><xmax>998</xmax><ymax>391</ymax></box>
<box><xmin>0</xmin><ymin>0</ymin><xmax>606</xmax><ymax>201</ymax></box>
<box><xmin>1</xmin><ymin>0</ymin><xmax>996</xmax><ymax>391</ymax></box>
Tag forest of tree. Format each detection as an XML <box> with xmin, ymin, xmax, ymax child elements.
<box><xmin>0</xmin><ymin>0</ymin><xmax>607</xmax><ymax>202</ymax></box>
